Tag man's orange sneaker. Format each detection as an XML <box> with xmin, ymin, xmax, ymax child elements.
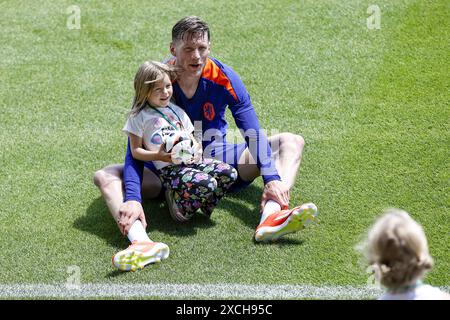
<box><xmin>254</xmin><ymin>203</ymin><xmax>318</xmax><ymax>242</ymax></box>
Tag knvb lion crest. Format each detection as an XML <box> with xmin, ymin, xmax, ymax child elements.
<box><xmin>203</xmin><ymin>102</ymin><xmax>215</xmax><ymax>121</ymax></box>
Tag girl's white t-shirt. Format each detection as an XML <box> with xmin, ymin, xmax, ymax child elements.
<box><xmin>123</xmin><ymin>102</ymin><xmax>195</xmax><ymax>170</ymax></box>
<box><xmin>379</xmin><ymin>284</ymin><xmax>449</xmax><ymax>300</ymax></box>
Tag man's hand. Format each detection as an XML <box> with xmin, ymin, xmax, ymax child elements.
<box><xmin>260</xmin><ymin>180</ymin><xmax>290</xmax><ymax>212</ymax></box>
<box><xmin>118</xmin><ymin>200</ymin><xmax>147</xmax><ymax>236</ymax></box>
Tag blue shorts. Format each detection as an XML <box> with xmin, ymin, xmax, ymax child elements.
<box><xmin>144</xmin><ymin>143</ymin><xmax>254</xmax><ymax>193</ymax></box>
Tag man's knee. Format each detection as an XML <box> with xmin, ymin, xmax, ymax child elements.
<box><xmin>279</xmin><ymin>132</ymin><xmax>305</xmax><ymax>151</ymax></box>
<box><xmin>93</xmin><ymin>169</ymin><xmax>108</xmax><ymax>188</ymax></box>
<box><xmin>93</xmin><ymin>166</ymin><xmax>122</xmax><ymax>189</ymax></box>
<box><xmin>294</xmin><ymin>134</ymin><xmax>305</xmax><ymax>150</ymax></box>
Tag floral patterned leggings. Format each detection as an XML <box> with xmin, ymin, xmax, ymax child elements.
<box><xmin>158</xmin><ymin>158</ymin><xmax>238</xmax><ymax>214</ymax></box>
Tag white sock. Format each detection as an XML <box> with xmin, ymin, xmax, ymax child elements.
<box><xmin>127</xmin><ymin>220</ymin><xmax>152</xmax><ymax>243</ymax></box>
<box><xmin>260</xmin><ymin>200</ymin><xmax>282</xmax><ymax>223</ymax></box>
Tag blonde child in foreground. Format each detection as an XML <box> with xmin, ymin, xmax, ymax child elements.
<box><xmin>365</xmin><ymin>208</ymin><xmax>450</xmax><ymax>300</ymax></box>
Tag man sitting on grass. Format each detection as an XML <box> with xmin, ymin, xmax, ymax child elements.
<box><xmin>94</xmin><ymin>16</ymin><xmax>318</xmax><ymax>268</ymax></box>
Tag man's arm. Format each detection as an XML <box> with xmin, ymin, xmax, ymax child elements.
<box><xmin>230</xmin><ymin>98</ymin><xmax>290</xmax><ymax>210</ymax></box>
<box><xmin>230</xmin><ymin>102</ymin><xmax>281</xmax><ymax>183</ymax></box>
<box><xmin>223</xmin><ymin>64</ymin><xmax>290</xmax><ymax>209</ymax></box>
<box><xmin>225</xmin><ymin>67</ymin><xmax>281</xmax><ymax>184</ymax></box>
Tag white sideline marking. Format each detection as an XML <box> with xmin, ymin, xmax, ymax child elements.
<box><xmin>1</xmin><ymin>284</ymin><xmax>448</xmax><ymax>299</ymax></box>
<box><xmin>0</xmin><ymin>284</ymin><xmax>382</xmax><ymax>299</ymax></box>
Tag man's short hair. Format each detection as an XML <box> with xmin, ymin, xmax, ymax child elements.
<box><xmin>172</xmin><ymin>16</ymin><xmax>210</xmax><ymax>43</ymax></box>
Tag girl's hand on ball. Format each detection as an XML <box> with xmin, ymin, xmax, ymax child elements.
<box><xmin>157</xmin><ymin>144</ymin><xmax>173</xmax><ymax>163</ymax></box>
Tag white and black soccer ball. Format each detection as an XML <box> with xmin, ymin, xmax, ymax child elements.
<box><xmin>151</xmin><ymin>129</ymin><xmax>194</xmax><ymax>165</ymax></box>
<box><xmin>170</xmin><ymin>138</ymin><xmax>195</xmax><ymax>165</ymax></box>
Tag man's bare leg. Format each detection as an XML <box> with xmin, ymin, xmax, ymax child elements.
<box><xmin>93</xmin><ymin>164</ymin><xmax>125</xmax><ymax>224</ymax></box>
<box><xmin>237</xmin><ymin>132</ymin><xmax>305</xmax><ymax>214</ymax></box>
<box><xmin>235</xmin><ymin>133</ymin><xmax>315</xmax><ymax>242</ymax></box>
<box><xmin>94</xmin><ymin>166</ymin><xmax>170</xmax><ymax>271</ymax></box>
<box><xmin>237</xmin><ymin>132</ymin><xmax>305</xmax><ymax>190</ymax></box>
<box><xmin>269</xmin><ymin>133</ymin><xmax>305</xmax><ymax>189</ymax></box>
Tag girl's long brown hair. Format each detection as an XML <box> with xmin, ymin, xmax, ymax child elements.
<box><xmin>130</xmin><ymin>61</ymin><xmax>179</xmax><ymax>116</ymax></box>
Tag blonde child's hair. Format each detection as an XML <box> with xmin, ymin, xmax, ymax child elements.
<box><xmin>130</xmin><ymin>61</ymin><xmax>179</xmax><ymax>116</ymax></box>
<box><xmin>366</xmin><ymin>208</ymin><xmax>433</xmax><ymax>289</ymax></box>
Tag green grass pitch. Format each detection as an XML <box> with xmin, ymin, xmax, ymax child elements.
<box><xmin>0</xmin><ymin>0</ymin><xmax>448</xmax><ymax>298</ymax></box>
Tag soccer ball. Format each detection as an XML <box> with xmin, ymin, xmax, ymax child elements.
<box><xmin>170</xmin><ymin>138</ymin><xmax>194</xmax><ymax>164</ymax></box>
<box><xmin>158</xmin><ymin>130</ymin><xmax>195</xmax><ymax>165</ymax></box>
<box><xmin>151</xmin><ymin>127</ymin><xmax>195</xmax><ymax>164</ymax></box>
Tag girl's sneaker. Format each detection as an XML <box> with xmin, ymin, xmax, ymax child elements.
<box><xmin>112</xmin><ymin>241</ymin><xmax>169</xmax><ymax>271</ymax></box>
<box><xmin>165</xmin><ymin>189</ymin><xmax>194</xmax><ymax>222</ymax></box>
<box><xmin>200</xmin><ymin>202</ymin><xmax>215</xmax><ymax>217</ymax></box>
<box><xmin>254</xmin><ymin>203</ymin><xmax>318</xmax><ymax>242</ymax></box>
